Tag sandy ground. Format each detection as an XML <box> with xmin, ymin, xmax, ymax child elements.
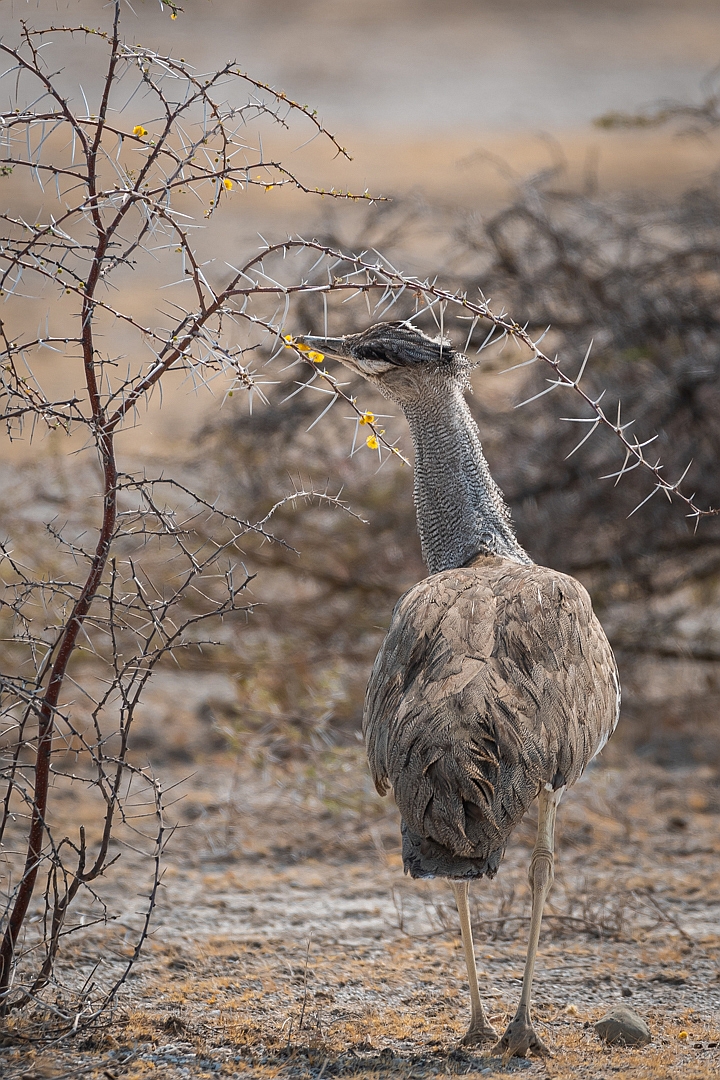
<box><xmin>1</xmin><ymin>744</ymin><xmax>719</xmax><ymax>1079</ymax></box>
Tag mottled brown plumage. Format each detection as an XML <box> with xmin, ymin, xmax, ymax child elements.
<box><xmin>364</xmin><ymin>554</ymin><xmax>619</xmax><ymax>880</ymax></box>
<box><xmin>296</xmin><ymin>321</ymin><xmax>620</xmax><ymax>1058</ymax></box>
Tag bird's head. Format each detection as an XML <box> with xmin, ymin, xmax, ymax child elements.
<box><xmin>294</xmin><ymin>321</ymin><xmax>470</xmax><ymax>404</ymax></box>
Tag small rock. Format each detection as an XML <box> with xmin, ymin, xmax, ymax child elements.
<box><xmin>621</xmin><ymin>985</ymin><xmax>633</xmax><ymax>998</ymax></box>
<box><xmin>595</xmin><ymin>1005</ymin><xmax>651</xmax><ymax>1047</ymax></box>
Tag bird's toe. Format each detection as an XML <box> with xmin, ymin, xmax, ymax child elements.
<box><xmin>460</xmin><ymin>1021</ymin><xmax>499</xmax><ymax>1047</ymax></box>
<box><xmin>492</xmin><ymin>1012</ymin><xmax>551</xmax><ymax>1060</ymax></box>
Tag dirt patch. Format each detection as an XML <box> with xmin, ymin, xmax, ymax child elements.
<box><xmin>1</xmin><ymin>748</ymin><xmax>718</xmax><ymax>1078</ymax></box>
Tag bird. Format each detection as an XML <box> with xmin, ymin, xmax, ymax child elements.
<box><xmin>295</xmin><ymin>321</ymin><xmax>620</xmax><ymax>1058</ymax></box>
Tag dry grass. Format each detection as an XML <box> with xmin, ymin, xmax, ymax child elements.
<box><xmin>1</xmin><ymin>738</ymin><xmax>718</xmax><ymax>1079</ymax></box>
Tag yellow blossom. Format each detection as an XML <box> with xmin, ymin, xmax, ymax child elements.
<box><xmin>679</xmin><ymin>1031</ymin><xmax>689</xmax><ymax>1040</ymax></box>
<box><xmin>265</xmin><ymin>184</ymin><xmax>274</xmax><ymax>192</ymax></box>
<box><xmin>282</xmin><ymin>336</ymin><xmax>320</xmax><ymax>357</ymax></box>
<box><xmin>223</xmin><ymin>177</ymin><xmax>233</xmax><ymax>190</ymax></box>
<box><xmin>171</xmin><ymin>11</ymin><xmax>178</xmax><ymax>18</ymax></box>
<box><xmin>359</xmin><ymin>411</ymin><xmax>375</xmax><ymax>425</ymax></box>
<box><xmin>132</xmin><ymin>125</ymin><xmax>147</xmax><ymax>138</ymax></box>
<box><xmin>366</xmin><ymin>435</ymin><xmax>379</xmax><ymax>450</ymax></box>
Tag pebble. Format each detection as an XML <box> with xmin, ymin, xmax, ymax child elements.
<box><xmin>594</xmin><ymin>1005</ymin><xmax>651</xmax><ymax>1047</ymax></box>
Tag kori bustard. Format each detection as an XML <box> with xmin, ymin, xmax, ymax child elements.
<box><xmin>298</xmin><ymin>322</ymin><xmax>619</xmax><ymax>1058</ymax></box>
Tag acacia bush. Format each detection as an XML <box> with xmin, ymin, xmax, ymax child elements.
<box><xmin>0</xmin><ymin>2</ymin><xmax>385</xmax><ymax>1020</ymax></box>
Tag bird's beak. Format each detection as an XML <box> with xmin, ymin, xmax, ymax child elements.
<box><xmin>293</xmin><ymin>334</ymin><xmax>355</xmax><ymax>365</ymax></box>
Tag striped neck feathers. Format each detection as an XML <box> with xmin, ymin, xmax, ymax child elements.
<box><xmin>401</xmin><ymin>378</ymin><xmax>530</xmax><ymax>573</ymax></box>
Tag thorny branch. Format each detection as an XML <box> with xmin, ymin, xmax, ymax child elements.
<box><xmin>0</xmin><ymin>3</ymin><xmax>380</xmax><ymax>1020</ymax></box>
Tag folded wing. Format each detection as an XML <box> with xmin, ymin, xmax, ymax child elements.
<box><xmin>363</xmin><ymin>555</ymin><xmax>619</xmax><ymax>864</ymax></box>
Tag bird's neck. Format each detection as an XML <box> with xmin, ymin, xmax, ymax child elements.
<box><xmin>401</xmin><ymin>381</ymin><xmax>531</xmax><ymax>573</ymax></box>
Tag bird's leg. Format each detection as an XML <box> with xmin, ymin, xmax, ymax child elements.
<box><xmin>451</xmin><ymin>880</ymin><xmax>498</xmax><ymax>1046</ymax></box>
<box><xmin>493</xmin><ymin>786</ymin><xmax>558</xmax><ymax>1059</ymax></box>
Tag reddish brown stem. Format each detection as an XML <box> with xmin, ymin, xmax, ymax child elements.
<box><xmin>0</xmin><ymin>426</ymin><xmax>116</xmax><ymax>1008</ymax></box>
<box><xmin>0</xmin><ymin>11</ymin><xmax>119</xmax><ymax>989</ymax></box>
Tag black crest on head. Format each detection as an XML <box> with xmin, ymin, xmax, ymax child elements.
<box><xmin>351</xmin><ymin>322</ymin><xmax>457</xmax><ymax>368</ymax></box>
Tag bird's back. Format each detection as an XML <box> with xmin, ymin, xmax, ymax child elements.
<box><xmin>363</xmin><ymin>554</ymin><xmax>619</xmax><ymax>880</ymax></box>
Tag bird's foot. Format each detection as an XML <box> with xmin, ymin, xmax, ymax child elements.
<box><xmin>492</xmin><ymin>1009</ymin><xmax>550</xmax><ymax>1060</ymax></box>
<box><xmin>460</xmin><ymin>1019</ymin><xmax>499</xmax><ymax>1047</ymax></box>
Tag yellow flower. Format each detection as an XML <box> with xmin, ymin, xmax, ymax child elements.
<box><xmin>281</xmin><ymin>336</ymin><xmax>321</xmax><ymax>357</ymax></box>
<box><xmin>679</xmin><ymin>1031</ymin><xmax>689</xmax><ymax>1040</ymax></box>
<box><xmin>366</xmin><ymin>435</ymin><xmax>379</xmax><ymax>450</ymax></box>
<box><xmin>359</xmin><ymin>411</ymin><xmax>375</xmax><ymax>425</ymax></box>
<box><xmin>171</xmin><ymin>12</ymin><xmax>177</xmax><ymax>18</ymax></box>
<box><xmin>132</xmin><ymin>125</ymin><xmax>147</xmax><ymax>137</ymax></box>
<box><xmin>223</xmin><ymin>178</ymin><xmax>233</xmax><ymax>190</ymax></box>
